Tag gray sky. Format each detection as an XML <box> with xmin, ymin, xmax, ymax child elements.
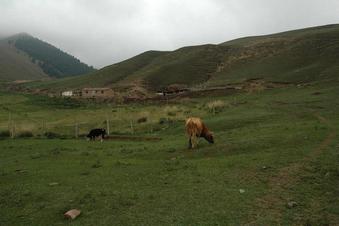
<box><xmin>1</xmin><ymin>0</ymin><xmax>339</xmax><ymax>68</ymax></box>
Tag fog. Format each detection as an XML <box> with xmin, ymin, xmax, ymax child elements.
<box><xmin>1</xmin><ymin>0</ymin><xmax>339</xmax><ymax>68</ymax></box>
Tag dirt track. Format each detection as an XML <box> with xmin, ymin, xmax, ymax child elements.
<box><xmin>247</xmin><ymin>113</ymin><xmax>337</xmax><ymax>225</ymax></box>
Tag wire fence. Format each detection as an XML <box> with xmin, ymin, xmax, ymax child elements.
<box><xmin>0</xmin><ymin>102</ymin><xmax>192</xmax><ymax>139</ymax></box>
<box><xmin>0</xmin><ymin>113</ymin><xmax>175</xmax><ymax>139</ymax></box>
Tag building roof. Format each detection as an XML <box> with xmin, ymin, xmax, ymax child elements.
<box><xmin>82</xmin><ymin>88</ymin><xmax>111</xmax><ymax>91</ymax></box>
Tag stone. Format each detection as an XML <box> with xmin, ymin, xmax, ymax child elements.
<box><xmin>64</xmin><ymin>209</ymin><xmax>81</xmax><ymax>220</ymax></box>
<box><xmin>287</xmin><ymin>201</ymin><xmax>297</xmax><ymax>208</ymax></box>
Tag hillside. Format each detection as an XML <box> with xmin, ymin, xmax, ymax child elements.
<box><xmin>24</xmin><ymin>24</ymin><xmax>339</xmax><ymax>91</ymax></box>
<box><xmin>0</xmin><ymin>37</ymin><xmax>48</xmax><ymax>81</ymax></box>
<box><xmin>0</xmin><ymin>33</ymin><xmax>95</xmax><ymax>81</ymax></box>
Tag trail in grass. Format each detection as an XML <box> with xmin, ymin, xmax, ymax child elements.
<box><xmin>246</xmin><ymin>113</ymin><xmax>337</xmax><ymax>225</ymax></box>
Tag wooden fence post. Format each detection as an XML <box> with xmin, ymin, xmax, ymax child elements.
<box><xmin>8</xmin><ymin>113</ymin><xmax>15</xmax><ymax>138</ymax></box>
<box><xmin>130</xmin><ymin>120</ymin><xmax>134</xmax><ymax>135</ymax></box>
<box><xmin>11</xmin><ymin>122</ymin><xmax>15</xmax><ymax>138</ymax></box>
<box><xmin>75</xmin><ymin>122</ymin><xmax>79</xmax><ymax>139</ymax></box>
<box><xmin>8</xmin><ymin>113</ymin><xmax>11</xmax><ymax>132</ymax></box>
<box><xmin>106</xmin><ymin>117</ymin><xmax>110</xmax><ymax>135</ymax></box>
<box><xmin>42</xmin><ymin>120</ymin><xmax>46</xmax><ymax>135</ymax></box>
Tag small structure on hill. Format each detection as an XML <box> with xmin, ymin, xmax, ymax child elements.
<box><xmin>157</xmin><ymin>84</ymin><xmax>189</xmax><ymax>96</ymax></box>
<box><xmin>81</xmin><ymin>88</ymin><xmax>114</xmax><ymax>98</ymax></box>
<box><xmin>60</xmin><ymin>88</ymin><xmax>114</xmax><ymax>99</ymax></box>
<box><xmin>216</xmin><ymin>62</ymin><xmax>225</xmax><ymax>72</ymax></box>
<box><xmin>61</xmin><ymin>90</ymin><xmax>73</xmax><ymax>97</ymax></box>
<box><xmin>72</xmin><ymin>90</ymin><xmax>82</xmax><ymax>97</ymax></box>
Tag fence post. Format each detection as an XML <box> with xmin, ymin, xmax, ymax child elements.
<box><xmin>11</xmin><ymin>122</ymin><xmax>15</xmax><ymax>138</ymax></box>
<box><xmin>8</xmin><ymin>113</ymin><xmax>15</xmax><ymax>138</ymax></box>
<box><xmin>42</xmin><ymin>120</ymin><xmax>46</xmax><ymax>135</ymax></box>
<box><xmin>8</xmin><ymin>113</ymin><xmax>11</xmax><ymax>132</ymax></box>
<box><xmin>75</xmin><ymin>122</ymin><xmax>79</xmax><ymax>139</ymax></box>
<box><xmin>106</xmin><ymin>117</ymin><xmax>110</xmax><ymax>135</ymax></box>
<box><xmin>130</xmin><ymin>120</ymin><xmax>134</xmax><ymax>135</ymax></box>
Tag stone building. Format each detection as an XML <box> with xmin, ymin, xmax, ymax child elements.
<box><xmin>81</xmin><ymin>88</ymin><xmax>114</xmax><ymax>98</ymax></box>
<box><xmin>61</xmin><ymin>90</ymin><xmax>73</xmax><ymax>97</ymax></box>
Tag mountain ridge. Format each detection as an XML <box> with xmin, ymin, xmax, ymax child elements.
<box><xmin>19</xmin><ymin>24</ymin><xmax>339</xmax><ymax>91</ymax></box>
<box><xmin>0</xmin><ymin>33</ymin><xmax>95</xmax><ymax>81</ymax></box>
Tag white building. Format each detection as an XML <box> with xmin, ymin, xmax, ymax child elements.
<box><xmin>61</xmin><ymin>91</ymin><xmax>73</xmax><ymax>97</ymax></box>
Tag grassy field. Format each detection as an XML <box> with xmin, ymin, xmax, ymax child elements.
<box><xmin>0</xmin><ymin>81</ymin><xmax>339</xmax><ymax>225</ymax></box>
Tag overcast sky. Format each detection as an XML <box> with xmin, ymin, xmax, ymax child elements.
<box><xmin>1</xmin><ymin>0</ymin><xmax>339</xmax><ymax>68</ymax></box>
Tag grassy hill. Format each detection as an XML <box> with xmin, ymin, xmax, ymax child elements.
<box><xmin>0</xmin><ymin>33</ymin><xmax>95</xmax><ymax>81</ymax></box>
<box><xmin>0</xmin><ymin>37</ymin><xmax>48</xmax><ymax>81</ymax></box>
<box><xmin>26</xmin><ymin>24</ymin><xmax>339</xmax><ymax>91</ymax></box>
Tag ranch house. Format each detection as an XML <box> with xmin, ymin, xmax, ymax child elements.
<box><xmin>156</xmin><ymin>85</ymin><xmax>189</xmax><ymax>96</ymax></box>
<box><xmin>61</xmin><ymin>90</ymin><xmax>73</xmax><ymax>97</ymax></box>
<box><xmin>81</xmin><ymin>88</ymin><xmax>114</xmax><ymax>98</ymax></box>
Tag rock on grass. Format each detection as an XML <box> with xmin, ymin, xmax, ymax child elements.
<box><xmin>64</xmin><ymin>209</ymin><xmax>81</xmax><ymax>220</ymax></box>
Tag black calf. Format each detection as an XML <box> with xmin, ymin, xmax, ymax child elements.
<box><xmin>87</xmin><ymin>128</ymin><xmax>106</xmax><ymax>141</ymax></box>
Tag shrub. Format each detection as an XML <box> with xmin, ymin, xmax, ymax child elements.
<box><xmin>137</xmin><ymin>117</ymin><xmax>147</xmax><ymax>123</ymax></box>
<box><xmin>159</xmin><ymin>118</ymin><xmax>174</xmax><ymax>124</ymax></box>
<box><xmin>167</xmin><ymin>111</ymin><xmax>176</xmax><ymax>116</ymax></box>
<box><xmin>17</xmin><ymin>131</ymin><xmax>34</xmax><ymax>138</ymax></box>
<box><xmin>0</xmin><ymin>130</ymin><xmax>10</xmax><ymax>138</ymax></box>
<box><xmin>44</xmin><ymin>131</ymin><xmax>60</xmax><ymax>139</ymax></box>
<box><xmin>159</xmin><ymin>118</ymin><xmax>167</xmax><ymax>124</ymax></box>
<box><xmin>92</xmin><ymin>160</ymin><xmax>102</xmax><ymax>168</ymax></box>
<box><xmin>206</xmin><ymin>100</ymin><xmax>228</xmax><ymax>114</ymax></box>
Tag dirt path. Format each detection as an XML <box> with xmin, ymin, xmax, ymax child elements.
<box><xmin>246</xmin><ymin>113</ymin><xmax>337</xmax><ymax>225</ymax></box>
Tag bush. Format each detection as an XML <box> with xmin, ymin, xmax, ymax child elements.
<box><xmin>17</xmin><ymin>131</ymin><xmax>34</xmax><ymax>138</ymax></box>
<box><xmin>137</xmin><ymin>117</ymin><xmax>147</xmax><ymax>123</ymax></box>
<box><xmin>0</xmin><ymin>130</ymin><xmax>10</xmax><ymax>138</ymax></box>
<box><xmin>159</xmin><ymin>118</ymin><xmax>174</xmax><ymax>124</ymax></box>
<box><xmin>206</xmin><ymin>100</ymin><xmax>228</xmax><ymax>114</ymax></box>
<box><xmin>167</xmin><ymin>111</ymin><xmax>176</xmax><ymax>116</ymax></box>
<box><xmin>44</xmin><ymin>132</ymin><xmax>60</xmax><ymax>139</ymax></box>
<box><xmin>159</xmin><ymin>118</ymin><xmax>167</xmax><ymax>124</ymax></box>
<box><xmin>164</xmin><ymin>106</ymin><xmax>179</xmax><ymax>117</ymax></box>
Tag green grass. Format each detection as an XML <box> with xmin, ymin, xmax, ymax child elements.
<box><xmin>1</xmin><ymin>80</ymin><xmax>338</xmax><ymax>225</ymax></box>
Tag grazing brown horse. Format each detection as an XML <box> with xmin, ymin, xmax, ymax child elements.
<box><xmin>185</xmin><ymin>117</ymin><xmax>214</xmax><ymax>149</ymax></box>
